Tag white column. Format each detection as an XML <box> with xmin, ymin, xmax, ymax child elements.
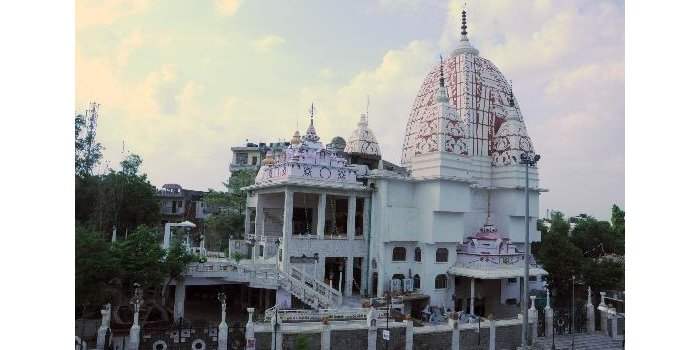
<box><xmin>345</xmin><ymin>257</ymin><xmax>354</xmax><ymax>297</ymax></box>
<box><xmin>586</xmin><ymin>287</ymin><xmax>595</xmax><ymax>334</ymax></box>
<box><xmin>244</xmin><ymin>207</ymin><xmax>251</xmax><ymax>235</ymax></box>
<box><xmin>317</xmin><ymin>193</ymin><xmax>326</xmax><ymax>239</ymax></box>
<box><xmin>347</xmin><ymin>195</ymin><xmax>356</xmax><ymax>239</ymax></box>
<box><xmin>545</xmin><ymin>289</ymin><xmax>553</xmax><ymax>338</ymax></box>
<box><xmin>529</xmin><ymin>295</ymin><xmax>537</xmax><ymax>342</ymax></box>
<box><xmin>599</xmin><ymin>292</ymin><xmax>608</xmax><ymax>335</ymax></box>
<box><xmin>127</xmin><ymin>305</ymin><xmax>140</xmax><ymax>350</ymax></box>
<box><xmin>111</xmin><ymin>226</ymin><xmax>117</xmax><ymax>243</ymax></box>
<box><xmin>96</xmin><ymin>304</ymin><xmax>111</xmax><ymax>350</ymax></box>
<box><xmin>377</xmin><ymin>263</ymin><xmax>385</xmax><ymax>297</ymax></box>
<box><xmin>245</xmin><ymin>308</ymin><xmax>256</xmax><ymax>350</ymax></box>
<box><xmin>470</xmin><ymin>278</ymin><xmax>475</xmax><ymax>315</ymax></box>
<box><xmin>174</xmin><ymin>278</ymin><xmax>186</xmax><ymax>321</ymax></box>
<box><xmin>609</xmin><ymin>308</ymin><xmax>618</xmax><ymax>339</ymax></box>
<box><xmin>281</xmin><ymin>189</ymin><xmax>294</xmax><ymax>272</ymax></box>
<box><xmin>404</xmin><ymin>319</ymin><xmax>413</xmax><ymax>350</ymax></box>
<box><xmin>488</xmin><ymin>316</ymin><xmax>496</xmax><ymax>350</ymax></box>
<box><xmin>255</xmin><ymin>196</ymin><xmax>263</xmax><ymax>235</ymax></box>
<box><xmin>449</xmin><ymin>317</ymin><xmax>459</xmax><ymax>350</ymax></box>
<box><xmin>362</xmin><ymin>197</ymin><xmax>370</xmax><ymax>237</ymax></box>
<box><xmin>367</xmin><ymin>322</ymin><xmax>377</xmax><ymax>350</ymax></box>
<box><xmin>321</xmin><ymin>323</ymin><xmax>331</xmax><ymax>350</ymax></box>
<box><xmin>218</xmin><ymin>302</ymin><xmax>228</xmax><ymax>350</ymax></box>
<box><xmin>360</xmin><ymin>257</ymin><xmax>368</xmax><ymax>296</ymax></box>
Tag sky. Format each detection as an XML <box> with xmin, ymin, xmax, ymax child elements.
<box><xmin>76</xmin><ymin>0</ymin><xmax>625</xmax><ymax>221</ymax></box>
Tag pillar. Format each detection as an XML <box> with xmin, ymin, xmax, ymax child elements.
<box><xmin>488</xmin><ymin>316</ymin><xmax>495</xmax><ymax>350</ymax></box>
<box><xmin>449</xmin><ymin>317</ymin><xmax>459</xmax><ymax>350</ymax></box>
<box><xmin>360</xmin><ymin>257</ymin><xmax>368</xmax><ymax>296</ymax></box>
<box><xmin>404</xmin><ymin>319</ymin><xmax>413</xmax><ymax>350</ymax></box>
<box><xmin>544</xmin><ymin>289</ymin><xmax>553</xmax><ymax>338</ymax></box>
<box><xmin>174</xmin><ymin>278</ymin><xmax>186</xmax><ymax>321</ymax></box>
<box><xmin>96</xmin><ymin>304</ymin><xmax>111</xmax><ymax>350</ymax></box>
<box><xmin>609</xmin><ymin>308</ymin><xmax>618</xmax><ymax>339</ymax></box>
<box><xmin>218</xmin><ymin>302</ymin><xmax>228</xmax><ymax>350</ymax></box>
<box><xmin>470</xmin><ymin>278</ymin><xmax>475</xmax><ymax>315</ymax></box>
<box><xmin>245</xmin><ymin>308</ymin><xmax>256</xmax><ymax>350</ymax></box>
<box><xmin>321</xmin><ymin>323</ymin><xmax>331</xmax><ymax>350</ymax></box>
<box><xmin>599</xmin><ymin>292</ymin><xmax>608</xmax><ymax>335</ymax></box>
<box><xmin>347</xmin><ymin>195</ymin><xmax>356</xmax><ymax>239</ymax></box>
<box><xmin>127</xmin><ymin>306</ymin><xmax>140</xmax><ymax>350</ymax></box>
<box><xmin>281</xmin><ymin>189</ymin><xmax>294</xmax><ymax>272</ymax></box>
<box><xmin>255</xmin><ymin>196</ymin><xmax>263</xmax><ymax>235</ymax></box>
<box><xmin>586</xmin><ymin>287</ymin><xmax>595</xmax><ymax>334</ymax></box>
<box><xmin>362</xmin><ymin>197</ymin><xmax>370</xmax><ymax>237</ymax></box>
<box><xmin>528</xmin><ymin>295</ymin><xmax>537</xmax><ymax>342</ymax></box>
<box><xmin>344</xmin><ymin>257</ymin><xmax>354</xmax><ymax>297</ymax></box>
<box><xmin>244</xmin><ymin>207</ymin><xmax>251</xmax><ymax>235</ymax></box>
<box><xmin>317</xmin><ymin>193</ymin><xmax>326</xmax><ymax>239</ymax></box>
<box><xmin>367</xmin><ymin>322</ymin><xmax>377</xmax><ymax>350</ymax></box>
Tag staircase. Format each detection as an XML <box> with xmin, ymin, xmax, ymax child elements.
<box><xmin>277</xmin><ymin>265</ymin><xmax>343</xmax><ymax>309</ymax></box>
<box><xmin>534</xmin><ymin>333</ymin><xmax>623</xmax><ymax>350</ymax></box>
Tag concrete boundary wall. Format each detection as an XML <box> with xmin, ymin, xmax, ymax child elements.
<box><xmin>253</xmin><ymin>318</ymin><xmax>526</xmax><ymax>350</ymax></box>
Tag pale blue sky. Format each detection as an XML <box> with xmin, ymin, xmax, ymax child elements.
<box><xmin>77</xmin><ymin>0</ymin><xmax>624</xmax><ymax>220</ymax></box>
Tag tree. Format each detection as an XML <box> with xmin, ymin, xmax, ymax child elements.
<box><xmin>203</xmin><ymin>170</ymin><xmax>256</xmax><ymax>249</ymax></box>
<box><xmin>75</xmin><ymin>225</ymin><xmax>119</xmax><ymax>307</ymax></box>
<box><xmin>536</xmin><ymin>230</ymin><xmax>585</xmax><ymax>305</ymax></box>
<box><xmin>75</xmin><ymin>103</ymin><xmax>104</xmax><ymax>177</ymax></box>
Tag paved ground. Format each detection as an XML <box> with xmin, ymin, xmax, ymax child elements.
<box><xmin>534</xmin><ymin>333</ymin><xmax>623</xmax><ymax>350</ymax></box>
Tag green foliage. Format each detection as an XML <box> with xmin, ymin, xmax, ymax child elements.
<box><xmin>75</xmin><ymin>225</ymin><xmax>118</xmax><ymax>306</ymax></box>
<box><xmin>535</xmin><ymin>206</ymin><xmax>625</xmax><ymax>305</ymax></box>
<box><xmin>76</xmin><ymin>153</ymin><xmax>160</xmax><ymax>235</ymax></box>
<box><xmin>293</xmin><ymin>334</ymin><xmax>311</xmax><ymax>350</ymax></box>
<box><xmin>75</xmin><ymin>110</ymin><xmax>104</xmax><ymax>177</ymax></box>
<box><xmin>75</xmin><ymin>225</ymin><xmax>195</xmax><ymax>308</ymax></box>
<box><xmin>233</xmin><ymin>251</ymin><xmax>242</xmax><ymax>263</ymax></box>
<box><xmin>203</xmin><ymin>170</ymin><xmax>255</xmax><ymax>248</ymax></box>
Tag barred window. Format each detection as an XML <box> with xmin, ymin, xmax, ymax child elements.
<box><xmin>436</xmin><ymin>248</ymin><xmax>449</xmax><ymax>262</ymax></box>
<box><xmin>435</xmin><ymin>274</ymin><xmax>447</xmax><ymax>289</ymax></box>
<box><xmin>392</xmin><ymin>247</ymin><xmax>406</xmax><ymax>261</ymax></box>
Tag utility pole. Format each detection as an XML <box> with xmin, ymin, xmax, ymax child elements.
<box><xmin>520</xmin><ymin>151</ymin><xmax>541</xmax><ymax>349</ymax></box>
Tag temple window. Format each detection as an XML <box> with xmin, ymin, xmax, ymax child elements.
<box><xmin>435</xmin><ymin>274</ymin><xmax>447</xmax><ymax>289</ymax></box>
<box><xmin>413</xmin><ymin>274</ymin><xmax>421</xmax><ymax>289</ymax></box>
<box><xmin>436</xmin><ymin>248</ymin><xmax>449</xmax><ymax>262</ymax></box>
<box><xmin>392</xmin><ymin>247</ymin><xmax>406</xmax><ymax>261</ymax></box>
<box><xmin>414</xmin><ymin>247</ymin><xmax>422</xmax><ymax>262</ymax></box>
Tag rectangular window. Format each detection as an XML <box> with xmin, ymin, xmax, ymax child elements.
<box><xmin>529</xmin><ymin>276</ymin><xmax>537</xmax><ymax>282</ymax></box>
<box><xmin>507</xmin><ymin>278</ymin><xmax>517</xmax><ymax>284</ymax></box>
<box><xmin>236</xmin><ymin>153</ymin><xmax>248</xmax><ymax>165</ymax></box>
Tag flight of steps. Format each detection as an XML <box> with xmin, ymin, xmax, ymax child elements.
<box><xmin>278</xmin><ymin>265</ymin><xmax>343</xmax><ymax>309</ymax></box>
<box><xmin>533</xmin><ymin>333</ymin><xmax>623</xmax><ymax>350</ymax></box>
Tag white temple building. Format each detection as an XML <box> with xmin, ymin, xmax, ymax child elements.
<box><xmin>172</xmin><ymin>10</ymin><xmax>547</xmax><ymax>321</ymax></box>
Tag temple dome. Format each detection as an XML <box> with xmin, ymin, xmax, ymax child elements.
<box><xmin>401</xmin><ymin>24</ymin><xmax>531</xmax><ymax>165</ymax></box>
<box><xmin>344</xmin><ymin>113</ymin><xmax>381</xmax><ymax>157</ymax></box>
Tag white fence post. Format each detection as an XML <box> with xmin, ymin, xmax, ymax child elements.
<box><xmin>96</xmin><ymin>304</ymin><xmax>111</xmax><ymax>350</ymax></box>
<box><xmin>245</xmin><ymin>307</ymin><xmax>256</xmax><ymax>350</ymax></box>
<box><xmin>404</xmin><ymin>318</ymin><xmax>413</xmax><ymax>350</ymax></box>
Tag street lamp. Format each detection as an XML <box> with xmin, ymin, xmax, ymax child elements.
<box><xmin>520</xmin><ymin>151</ymin><xmax>541</xmax><ymax>349</ymax></box>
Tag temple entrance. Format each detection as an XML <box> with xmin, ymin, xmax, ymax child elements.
<box><xmin>324</xmin><ymin>257</ymin><xmax>347</xmax><ymax>293</ymax></box>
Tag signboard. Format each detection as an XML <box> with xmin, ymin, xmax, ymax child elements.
<box><xmin>382</xmin><ymin>330</ymin><xmax>390</xmax><ymax>340</ymax></box>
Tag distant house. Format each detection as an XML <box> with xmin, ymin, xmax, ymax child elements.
<box><xmin>155</xmin><ymin>184</ymin><xmax>208</xmax><ymax>230</ymax></box>
<box><xmin>230</xmin><ymin>141</ymin><xmax>290</xmax><ymax>174</ymax></box>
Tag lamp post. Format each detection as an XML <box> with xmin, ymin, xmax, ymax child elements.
<box><xmin>520</xmin><ymin>151</ymin><xmax>541</xmax><ymax>349</ymax></box>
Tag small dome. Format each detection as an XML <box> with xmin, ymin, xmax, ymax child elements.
<box><xmin>344</xmin><ymin>113</ymin><xmax>381</xmax><ymax>156</ymax></box>
<box><xmin>291</xmin><ymin>130</ymin><xmax>301</xmax><ymax>145</ymax></box>
<box><xmin>328</xmin><ymin>136</ymin><xmax>346</xmax><ymax>151</ymax></box>
<box><xmin>261</xmin><ymin>151</ymin><xmax>275</xmax><ymax>166</ymax></box>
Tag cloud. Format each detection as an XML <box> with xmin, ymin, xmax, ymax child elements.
<box><xmin>214</xmin><ymin>0</ymin><xmax>242</xmax><ymax>16</ymax></box>
<box><xmin>252</xmin><ymin>35</ymin><xmax>285</xmax><ymax>52</ymax></box>
<box><xmin>76</xmin><ymin>0</ymin><xmax>151</xmax><ymax>30</ymax></box>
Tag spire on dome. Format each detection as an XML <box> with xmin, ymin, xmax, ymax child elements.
<box><xmin>461</xmin><ymin>9</ymin><xmax>468</xmax><ymax>39</ymax></box>
<box><xmin>452</xmin><ymin>6</ymin><xmax>479</xmax><ymax>56</ymax></box>
<box><xmin>435</xmin><ymin>55</ymin><xmax>449</xmax><ymax>103</ymax></box>
<box><xmin>304</xmin><ymin>102</ymin><xmax>320</xmax><ymax>143</ymax></box>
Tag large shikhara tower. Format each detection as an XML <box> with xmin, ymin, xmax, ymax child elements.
<box><xmin>402</xmin><ymin>10</ymin><xmax>534</xmax><ymax>166</ymax></box>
